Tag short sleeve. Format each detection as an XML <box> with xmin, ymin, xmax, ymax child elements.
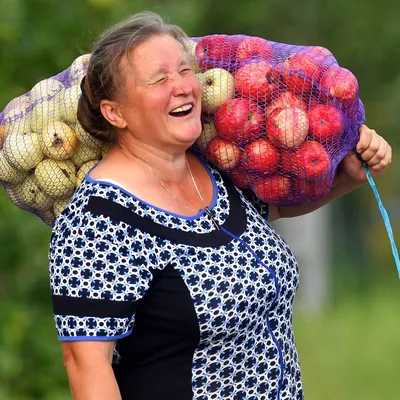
<box><xmin>49</xmin><ymin>206</ymin><xmax>153</xmax><ymax>342</ymax></box>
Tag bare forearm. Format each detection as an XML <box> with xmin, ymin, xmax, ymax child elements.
<box><xmin>277</xmin><ymin>180</ymin><xmax>363</xmax><ymax>219</ymax></box>
<box><xmin>66</xmin><ymin>362</ymin><xmax>121</xmax><ymax>400</ymax></box>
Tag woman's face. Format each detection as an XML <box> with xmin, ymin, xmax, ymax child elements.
<box><xmin>117</xmin><ymin>34</ymin><xmax>202</xmax><ymax>152</ymax></box>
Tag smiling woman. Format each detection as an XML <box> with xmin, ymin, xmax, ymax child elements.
<box><xmin>46</xmin><ymin>10</ymin><xmax>392</xmax><ymax>400</ymax></box>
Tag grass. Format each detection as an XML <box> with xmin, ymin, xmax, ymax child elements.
<box><xmin>294</xmin><ymin>286</ymin><xmax>400</xmax><ymax>400</ymax></box>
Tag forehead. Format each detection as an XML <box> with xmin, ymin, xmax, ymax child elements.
<box><xmin>122</xmin><ymin>35</ymin><xmax>187</xmax><ymax>78</ymax></box>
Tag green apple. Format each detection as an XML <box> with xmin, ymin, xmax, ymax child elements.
<box><xmin>18</xmin><ymin>175</ymin><xmax>54</xmax><ymax>212</ymax></box>
<box><xmin>71</xmin><ymin>142</ymin><xmax>101</xmax><ymax>167</ymax></box>
<box><xmin>76</xmin><ymin>159</ymin><xmax>97</xmax><ymax>187</ymax></box>
<box><xmin>3</xmin><ymin>115</ymin><xmax>31</xmax><ymax>138</ymax></box>
<box><xmin>183</xmin><ymin>39</ymin><xmax>200</xmax><ymax>73</ymax></box>
<box><xmin>3</xmin><ymin>131</ymin><xmax>44</xmax><ymax>171</ymax></box>
<box><xmin>2</xmin><ymin>95</ymin><xmax>31</xmax><ymax>138</ymax></box>
<box><xmin>18</xmin><ymin>176</ymin><xmax>38</xmax><ymax>209</ymax></box>
<box><xmin>29</xmin><ymin>78</ymin><xmax>64</xmax><ymax>104</ymax></box>
<box><xmin>69</xmin><ymin>54</ymin><xmax>91</xmax><ymax>86</ymax></box>
<box><xmin>30</xmin><ymin>99</ymin><xmax>62</xmax><ymax>133</ymax></box>
<box><xmin>0</xmin><ymin>125</ymin><xmax>6</xmax><ymax>150</ymax></box>
<box><xmin>40</xmin><ymin>121</ymin><xmax>79</xmax><ymax>160</ymax></box>
<box><xmin>4</xmin><ymin>183</ymin><xmax>32</xmax><ymax>212</ymax></box>
<box><xmin>57</xmin><ymin>84</ymin><xmax>81</xmax><ymax>124</ymax></box>
<box><xmin>38</xmin><ymin>209</ymin><xmax>56</xmax><ymax>227</ymax></box>
<box><xmin>3</xmin><ymin>95</ymin><xmax>30</xmax><ymax>116</ymax></box>
<box><xmin>53</xmin><ymin>197</ymin><xmax>71</xmax><ymax>218</ymax></box>
<box><xmin>197</xmin><ymin>68</ymin><xmax>235</xmax><ymax>114</ymax></box>
<box><xmin>0</xmin><ymin>150</ymin><xmax>29</xmax><ymax>184</ymax></box>
<box><xmin>75</xmin><ymin>123</ymin><xmax>104</xmax><ymax>150</ymax></box>
<box><xmin>195</xmin><ymin>120</ymin><xmax>218</xmax><ymax>153</ymax></box>
<box><xmin>35</xmin><ymin>159</ymin><xmax>76</xmax><ymax>199</ymax></box>
<box><xmin>4</xmin><ymin>175</ymin><xmax>53</xmax><ymax>216</ymax></box>
<box><xmin>35</xmin><ymin>188</ymin><xmax>55</xmax><ymax>212</ymax></box>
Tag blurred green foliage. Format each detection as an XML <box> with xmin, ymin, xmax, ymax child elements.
<box><xmin>0</xmin><ymin>0</ymin><xmax>399</xmax><ymax>398</ymax></box>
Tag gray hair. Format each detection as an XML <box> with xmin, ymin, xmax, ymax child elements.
<box><xmin>77</xmin><ymin>11</ymin><xmax>189</xmax><ymax>142</ymax></box>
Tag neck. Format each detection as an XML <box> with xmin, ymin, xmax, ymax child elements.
<box><xmin>115</xmin><ymin>137</ymin><xmax>190</xmax><ymax>184</ymax></box>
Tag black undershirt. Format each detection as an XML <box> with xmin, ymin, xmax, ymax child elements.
<box><xmin>113</xmin><ymin>265</ymin><xmax>200</xmax><ymax>399</ymax></box>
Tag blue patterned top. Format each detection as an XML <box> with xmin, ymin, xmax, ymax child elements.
<box><xmin>49</xmin><ymin>158</ymin><xmax>302</xmax><ymax>400</ymax></box>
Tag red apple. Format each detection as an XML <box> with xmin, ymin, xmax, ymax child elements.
<box><xmin>280</xmin><ymin>149</ymin><xmax>296</xmax><ymax>175</ymax></box>
<box><xmin>266</xmin><ymin>91</ymin><xmax>308</xmax><ymax>117</ymax></box>
<box><xmin>302</xmin><ymin>46</ymin><xmax>336</xmax><ymax>65</ymax></box>
<box><xmin>308</xmin><ymin>104</ymin><xmax>344</xmax><ymax>143</ymax></box>
<box><xmin>306</xmin><ymin>94</ymin><xmax>336</xmax><ymax>110</ymax></box>
<box><xmin>251</xmin><ymin>175</ymin><xmax>291</xmax><ymax>204</ymax></box>
<box><xmin>214</xmin><ymin>98</ymin><xmax>265</xmax><ymax>144</ymax></box>
<box><xmin>293</xmin><ymin>177</ymin><xmax>331</xmax><ymax>201</ymax></box>
<box><xmin>242</xmin><ymin>138</ymin><xmax>281</xmax><ymax>174</ymax></box>
<box><xmin>320</xmin><ymin>66</ymin><xmax>359</xmax><ymax>104</ymax></box>
<box><xmin>236</xmin><ymin>37</ymin><xmax>274</xmax><ymax>62</ymax></box>
<box><xmin>282</xmin><ymin>53</ymin><xmax>322</xmax><ymax>93</ymax></box>
<box><xmin>267</xmin><ymin>107</ymin><xmax>309</xmax><ymax>149</ymax></box>
<box><xmin>235</xmin><ymin>59</ymin><xmax>279</xmax><ymax>102</ymax></box>
<box><xmin>195</xmin><ymin>34</ymin><xmax>242</xmax><ymax>72</ymax></box>
<box><xmin>226</xmin><ymin>167</ymin><xmax>253</xmax><ymax>189</ymax></box>
<box><xmin>287</xmin><ymin>141</ymin><xmax>331</xmax><ymax>180</ymax></box>
<box><xmin>205</xmin><ymin>136</ymin><xmax>241</xmax><ymax>170</ymax></box>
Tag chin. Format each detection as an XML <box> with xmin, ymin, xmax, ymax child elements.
<box><xmin>184</xmin><ymin>130</ymin><xmax>202</xmax><ymax>145</ymax></box>
<box><xmin>168</xmin><ymin>115</ymin><xmax>202</xmax><ymax>148</ymax></box>
<box><xmin>183</xmin><ymin>121</ymin><xmax>202</xmax><ymax>141</ymax></box>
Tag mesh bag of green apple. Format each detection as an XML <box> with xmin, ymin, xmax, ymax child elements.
<box><xmin>0</xmin><ymin>53</ymin><xmax>111</xmax><ymax>226</ymax></box>
<box><xmin>190</xmin><ymin>34</ymin><xmax>365</xmax><ymax>205</ymax></box>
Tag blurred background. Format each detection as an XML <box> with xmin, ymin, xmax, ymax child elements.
<box><xmin>0</xmin><ymin>0</ymin><xmax>399</xmax><ymax>399</ymax></box>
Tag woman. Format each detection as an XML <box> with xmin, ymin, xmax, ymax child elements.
<box><xmin>49</xmin><ymin>11</ymin><xmax>392</xmax><ymax>400</ymax></box>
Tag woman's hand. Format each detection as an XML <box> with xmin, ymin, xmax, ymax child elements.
<box><xmin>336</xmin><ymin>124</ymin><xmax>392</xmax><ymax>186</ymax></box>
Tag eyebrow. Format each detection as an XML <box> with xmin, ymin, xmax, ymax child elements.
<box><xmin>148</xmin><ymin>59</ymin><xmax>190</xmax><ymax>80</ymax></box>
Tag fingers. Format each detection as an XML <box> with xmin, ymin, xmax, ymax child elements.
<box><xmin>370</xmin><ymin>141</ymin><xmax>392</xmax><ymax>171</ymax></box>
<box><xmin>358</xmin><ymin>131</ymin><xmax>381</xmax><ymax>162</ymax></box>
<box><xmin>356</xmin><ymin>124</ymin><xmax>392</xmax><ymax>172</ymax></box>
<box><xmin>356</xmin><ymin>124</ymin><xmax>373</xmax><ymax>154</ymax></box>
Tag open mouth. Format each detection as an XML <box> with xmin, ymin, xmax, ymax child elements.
<box><xmin>169</xmin><ymin>104</ymin><xmax>193</xmax><ymax>117</ymax></box>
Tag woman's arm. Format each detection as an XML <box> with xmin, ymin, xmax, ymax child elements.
<box><xmin>269</xmin><ymin>124</ymin><xmax>392</xmax><ymax>221</ymax></box>
<box><xmin>62</xmin><ymin>340</ymin><xmax>122</xmax><ymax>400</ymax></box>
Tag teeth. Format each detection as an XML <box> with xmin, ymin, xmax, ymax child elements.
<box><xmin>171</xmin><ymin>104</ymin><xmax>192</xmax><ymax>113</ymax></box>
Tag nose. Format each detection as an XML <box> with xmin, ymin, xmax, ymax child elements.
<box><xmin>171</xmin><ymin>73</ymin><xmax>192</xmax><ymax>96</ymax></box>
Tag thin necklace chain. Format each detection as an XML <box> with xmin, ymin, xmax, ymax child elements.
<box><xmin>120</xmin><ymin>144</ymin><xmax>205</xmax><ymax>214</ymax></box>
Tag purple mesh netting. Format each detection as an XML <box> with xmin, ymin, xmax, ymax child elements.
<box><xmin>189</xmin><ymin>34</ymin><xmax>364</xmax><ymax>206</ymax></box>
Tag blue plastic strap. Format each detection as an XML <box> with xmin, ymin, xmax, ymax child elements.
<box><xmin>364</xmin><ymin>165</ymin><xmax>400</xmax><ymax>278</ymax></box>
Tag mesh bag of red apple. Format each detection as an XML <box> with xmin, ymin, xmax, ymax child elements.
<box><xmin>189</xmin><ymin>34</ymin><xmax>366</xmax><ymax>205</ymax></box>
<box><xmin>0</xmin><ymin>34</ymin><xmax>366</xmax><ymax>227</ymax></box>
<box><xmin>0</xmin><ymin>53</ymin><xmax>112</xmax><ymax>226</ymax></box>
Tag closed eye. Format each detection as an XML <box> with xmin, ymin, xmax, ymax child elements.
<box><xmin>154</xmin><ymin>76</ymin><xmax>167</xmax><ymax>84</ymax></box>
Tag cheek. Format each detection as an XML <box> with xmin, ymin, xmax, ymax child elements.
<box><xmin>142</xmin><ymin>87</ymin><xmax>169</xmax><ymax>111</ymax></box>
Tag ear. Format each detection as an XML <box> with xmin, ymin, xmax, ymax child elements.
<box><xmin>100</xmin><ymin>99</ymin><xmax>127</xmax><ymax>129</ymax></box>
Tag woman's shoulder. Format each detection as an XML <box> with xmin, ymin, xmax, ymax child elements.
<box><xmin>51</xmin><ymin>177</ymin><xmax>129</xmax><ymax>234</ymax></box>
